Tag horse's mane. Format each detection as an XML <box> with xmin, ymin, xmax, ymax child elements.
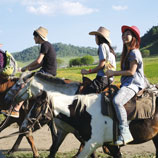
<box><xmin>35</xmin><ymin>72</ymin><xmax>80</xmax><ymax>86</ymax></box>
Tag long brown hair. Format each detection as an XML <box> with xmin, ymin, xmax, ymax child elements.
<box><xmin>120</xmin><ymin>30</ymin><xmax>140</xmax><ymax>70</ymax></box>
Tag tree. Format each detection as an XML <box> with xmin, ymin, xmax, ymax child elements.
<box><xmin>142</xmin><ymin>49</ymin><xmax>150</xmax><ymax>57</ymax></box>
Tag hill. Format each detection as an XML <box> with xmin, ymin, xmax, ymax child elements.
<box><xmin>12</xmin><ymin>43</ymin><xmax>97</xmax><ymax>62</ymax></box>
<box><xmin>140</xmin><ymin>25</ymin><xmax>158</xmax><ymax>55</ymax></box>
<box><xmin>12</xmin><ymin>25</ymin><xmax>158</xmax><ymax>62</ymax></box>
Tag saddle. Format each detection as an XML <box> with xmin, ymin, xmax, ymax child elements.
<box><xmin>101</xmin><ymin>84</ymin><xmax>158</xmax><ymax>120</ymax></box>
<box><xmin>101</xmin><ymin>84</ymin><xmax>158</xmax><ymax>143</ymax></box>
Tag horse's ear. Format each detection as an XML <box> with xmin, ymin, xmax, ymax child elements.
<box><xmin>41</xmin><ymin>91</ymin><xmax>47</xmax><ymax>100</ymax></box>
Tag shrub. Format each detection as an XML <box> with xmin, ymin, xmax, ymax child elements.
<box><xmin>81</xmin><ymin>55</ymin><xmax>94</xmax><ymax>65</ymax></box>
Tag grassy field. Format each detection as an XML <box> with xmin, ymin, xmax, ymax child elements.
<box><xmin>56</xmin><ymin>56</ymin><xmax>158</xmax><ymax>84</ymax></box>
<box><xmin>17</xmin><ymin>56</ymin><xmax>158</xmax><ymax>84</ymax></box>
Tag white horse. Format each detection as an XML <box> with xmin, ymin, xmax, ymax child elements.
<box><xmin>4</xmin><ymin>72</ymin><xmax>116</xmax><ymax>158</ymax></box>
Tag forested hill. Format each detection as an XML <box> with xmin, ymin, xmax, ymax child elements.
<box><xmin>140</xmin><ymin>25</ymin><xmax>158</xmax><ymax>55</ymax></box>
<box><xmin>12</xmin><ymin>25</ymin><xmax>158</xmax><ymax>62</ymax></box>
<box><xmin>12</xmin><ymin>43</ymin><xmax>97</xmax><ymax>62</ymax></box>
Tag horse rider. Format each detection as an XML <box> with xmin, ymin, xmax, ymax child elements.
<box><xmin>1</xmin><ymin>26</ymin><xmax>57</xmax><ymax>118</ymax></box>
<box><xmin>106</xmin><ymin>25</ymin><xmax>145</xmax><ymax>145</ymax></box>
<box><xmin>81</xmin><ymin>26</ymin><xmax>116</xmax><ymax>94</ymax></box>
<box><xmin>0</xmin><ymin>44</ymin><xmax>17</xmax><ymax>92</ymax></box>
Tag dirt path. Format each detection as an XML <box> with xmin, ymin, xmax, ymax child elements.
<box><xmin>0</xmin><ymin>124</ymin><xmax>155</xmax><ymax>155</ymax></box>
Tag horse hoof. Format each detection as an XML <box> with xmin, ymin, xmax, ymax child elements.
<box><xmin>7</xmin><ymin>150</ymin><xmax>14</xmax><ymax>155</ymax></box>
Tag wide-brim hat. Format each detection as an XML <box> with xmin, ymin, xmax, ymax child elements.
<box><xmin>121</xmin><ymin>25</ymin><xmax>140</xmax><ymax>43</ymax></box>
<box><xmin>35</xmin><ymin>26</ymin><xmax>48</xmax><ymax>41</ymax></box>
<box><xmin>89</xmin><ymin>26</ymin><xmax>111</xmax><ymax>44</ymax></box>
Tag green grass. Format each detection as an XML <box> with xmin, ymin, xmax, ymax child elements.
<box><xmin>56</xmin><ymin>56</ymin><xmax>158</xmax><ymax>84</ymax></box>
<box><xmin>17</xmin><ymin>56</ymin><xmax>158</xmax><ymax>84</ymax></box>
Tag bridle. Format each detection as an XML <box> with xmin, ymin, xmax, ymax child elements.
<box><xmin>25</xmin><ymin>94</ymin><xmax>55</xmax><ymax>133</ymax></box>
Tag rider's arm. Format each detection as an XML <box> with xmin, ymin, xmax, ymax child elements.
<box><xmin>81</xmin><ymin>59</ymin><xmax>105</xmax><ymax>75</ymax></box>
<box><xmin>21</xmin><ymin>53</ymin><xmax>44</xmax><ymax>72</ymax></box>
<box><xmin>106</xmin><ymin>60</ymin><xmax>138</xmax><ymax>77</ymax></box>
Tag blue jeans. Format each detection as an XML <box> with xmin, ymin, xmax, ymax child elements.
<box><xmin>38</xmin><ymin>69</ymin><xmax>53</xmax><ymax>76</ymax></box>
<box><xmin>113</xmin><ymin>86</ymin><xmax>135</xmax><ymax>126</ymax></box>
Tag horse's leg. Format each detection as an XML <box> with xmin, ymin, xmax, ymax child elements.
<box><xmin>102</xmin><ymin>144</ymin><xmax>122</xmax><ymax>158</ymax></box>
<box><xmin>72</xmin><ymin>133</ymin><xmax>96</xmax><ymax>158</ymax></box>
<box><xmin>7</xmin><ymin>134</ymin><xmax>24</xmax><ymax>154</ymax></box>
<box><xmin>152</xmin><ymin>134</ymin><xmax>158</xmax><ymax>158</ymax></box>
<box><xmin>25</xmin><ymin>133</ymin><xmax>39</xmax><ymax>158</ymax></box>
<box><xmin>76</xmin><ymin>140</ymin><xmax>100</xmax><ymax>158</ymax></box>
<box><xmin>49</xmin><ymin>129</ymin><xmax>68</xmax><ymax>158</ymax></box>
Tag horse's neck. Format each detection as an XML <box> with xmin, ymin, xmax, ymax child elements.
<box><xmin>48</xmin><ymin>92</ymin><xmax>76</xmax><ymax>117</ymax></box>
<box><xmin>47</xmin><ymin>92</ymin><xmax>102</xmax><ymax>118</ymax></box>
<box><xmin>33</xmin><ymin>77</ymin><xmax>79</xmax><ymax>95</ymax></box>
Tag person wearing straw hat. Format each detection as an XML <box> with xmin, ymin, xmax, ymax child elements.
<box><xmin>1</xmin><ymin>27</ymin><xmax>57</xmax><ymax>118</ymax></box>
<box><xmin>105</xmin><ymin>25</ymin><xmax>145</xmax><ymax>146</ymax></box>
<box><xmin>21</xmin><ymin>26</ymin><xmax>57</xmax><ymax>76</ymax></box>
<box><xmin>81</xmin><ymin>26</ymin><xmax>116</xmax><ymax>94</ymax></box>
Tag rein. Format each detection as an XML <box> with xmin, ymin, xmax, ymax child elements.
<box><xmin>26</xmin><ymin>98</ymin><xmax>55</xmax><ymax>132</ymax></box>
<box><xmin>0</xmin><ymin>130</ymin><xmax>29</xmax><ymax>140</ymax></box>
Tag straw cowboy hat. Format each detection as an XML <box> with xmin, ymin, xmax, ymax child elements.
<box><xmin>121</xmin><ymin>25</ymin><xmax>140</xmax><ymax>43</ymax></box>
<box><xmin>89</xmin><ymin>26</ymin><xmax>111</xmax><ymax>44</ymax></box>
<box><xmin>35</xmin><ymin>26</ymin><xmax>48</xmax><ymax>41</ymax></box>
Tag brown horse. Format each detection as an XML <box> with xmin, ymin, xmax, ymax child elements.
<box><xmin>0</xmin><ymin>78</ymin><xmax>44</xmax><ymax>158</ymax></box>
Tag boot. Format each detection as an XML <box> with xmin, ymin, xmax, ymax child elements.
<box><xmin>115</xmin><ymin>125</ymin><xmax>133</xmax><ymax>146</ymax></box>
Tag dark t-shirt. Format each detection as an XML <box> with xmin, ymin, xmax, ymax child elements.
<box><xmin>40</xmin><ymin>41</ymin><xmax>57</xmax><ymax>76</ymax></box>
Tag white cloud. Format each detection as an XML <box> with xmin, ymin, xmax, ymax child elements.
<box><xmin>61</xmin><ymin>1</ymin><xmax>98</xmax><ymax>15</ymax></box>
<box><xmin>112</xmin><ymin>5</ymin><xmax>128</xmax><ymax>11</ymax></box>
<box><xmin>20</xmin><ymin>0</ymin><xmax>97</xmax><ymax>16</ymax></box>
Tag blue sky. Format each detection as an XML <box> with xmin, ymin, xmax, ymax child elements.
<box><xmin>0</xmin><ymin>0</ymin><xmax>157</xmax><ymax>53</ymax></box>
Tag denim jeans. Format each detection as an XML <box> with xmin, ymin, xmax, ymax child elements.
<box><xmin>38</xmin><ymin>69</ymin><xmax>53</xmax><ymax>76</ymax></box>
<box><xmin>113</xmin><ymin>86</ymin><xmax>135</xmax><ymax>126</ymax></box>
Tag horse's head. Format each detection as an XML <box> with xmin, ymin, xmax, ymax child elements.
<box><xmin>5</xmin><ymin>71</ymin><xmax>36</xmax><ymax>105</ymax></box>
<box><xmin>21</xmin><ymin>91</ymin><xmax>53</xmax><ymax>132</ymax></box>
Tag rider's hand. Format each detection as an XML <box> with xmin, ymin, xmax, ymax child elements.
<box><xmin>81</xmin><ymin>69</ymin><xmax>89</xmax><ymax>75</ymax></box>
<box><xmin>21</xmin><ymin>67</ymin><xmax>28</xmax><ymax>72</ymax></box>
<box><xmin>105</xmin><ymin>70</ymin><xmax>114</xmax><ymax>77</ymax></box>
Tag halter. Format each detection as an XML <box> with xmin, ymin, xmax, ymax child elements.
<box><xmin>25</xmin><ymin>95</ymin><xmax>56</xmax><ymax>135</ymax></box>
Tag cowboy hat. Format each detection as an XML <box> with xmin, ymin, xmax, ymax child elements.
<box><xmin>89</xmin><ymin>26</ymin><xmax>111</xmax><ymax>44</ymax></box>
<box><xmin>35</xmin><ymin>26</ymin><xmax>48</xmax><ymax>41</ymax></box>
<box><xmin>121</xmin><ymin>25</ymin><xmax>140</xmax><ymax>43</ymax></box>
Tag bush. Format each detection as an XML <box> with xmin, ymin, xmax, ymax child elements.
<box><xmin>81</xmin><ymin>55</ymin><xmax>94</xmax><ymax>65</ymax></box>
<box><xmin>142</xmin><ymin>49</ymin><xmax>150</xmax><ymax>57</ymax></box>
<box><xmin>69</xmin><ymin>58</ymin><xmax>82</xmax><ymax>67</ymax></box>
<box><xmin>69</xmin><ymin>55</ymin><xmax>94</xmax><ymax>67</ymax></box>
